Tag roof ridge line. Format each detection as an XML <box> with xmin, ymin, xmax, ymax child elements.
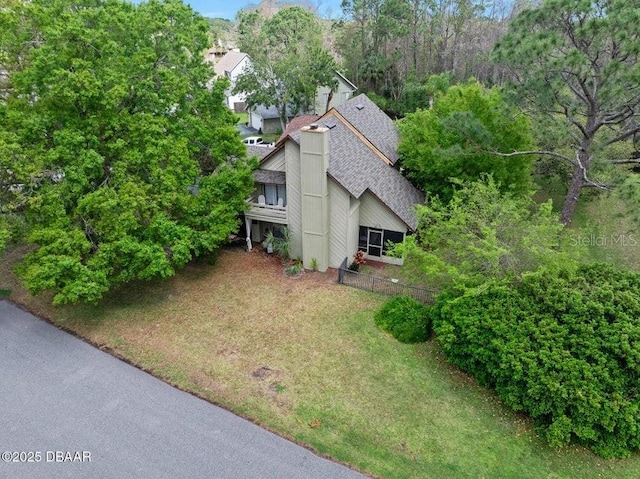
<box><xmin>322</xmin><ymin>109</ymin><xmax>393</xmax><ymax>166</ymax></box>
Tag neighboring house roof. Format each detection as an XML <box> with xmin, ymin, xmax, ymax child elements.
<box><xmin>251</xmin><ymin>104</ymin><xmax>281</xmax><ymax>120</ymax></box>
<box><xmin>251</xmin><ymin>104</ymin><xmax>298</xmax><ymax>121</ymax></box>
<box><xmin>213</xmin><ymin>51</ymin><xmax>248</xmax><ymax>77</ymax></box>
<box><xmin>266</xmin><ymin>94</ymin><xmax>424</xmax><ymax>230</ymax></box>
<box><xmin>278</xmin><ymin>115</ymin><xmax>320</xmax><ymax>143</ymax></box>
<box><xmin>335</xmin><ymin>71</ymin><xmax>358</xmax><ymax>92</ymax></box>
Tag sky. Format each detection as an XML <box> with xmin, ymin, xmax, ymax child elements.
<box><xmin>187</xmin><ymin>0</ymin><xmax>344</xmax><ymax>20</ymax></box>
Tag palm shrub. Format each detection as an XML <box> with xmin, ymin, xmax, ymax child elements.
<box><xmin>264</xmin><ymin>227</ymin><xmax>291</xmax><ymax>261</ymax></box>
<box><xmin>375</xmin><ymin>296</ymin><xmax>433</xmax><ymax>343</ymax></box>
<box><xmin>434</xmin><ymin>263</ymin><xmax>640</xmax><ymax>458</ymax></box>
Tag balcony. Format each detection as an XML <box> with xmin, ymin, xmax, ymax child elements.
<box><xmin>245</xmin><ymin>196</ymin><xmax>287</xmax><ymax>224</ymax></box>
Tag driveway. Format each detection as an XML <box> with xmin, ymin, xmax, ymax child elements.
<box><xmin>237</xmin><ymin>124</ymin><xmax>258</xmax><ymax>137</ymax></box>
<box><xmin>0</xmin><ymin>301</ymin><xmax>368</xmax><ymax>479</ymax></box>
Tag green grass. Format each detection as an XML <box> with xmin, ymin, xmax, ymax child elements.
<box><xmin>566</xmin><ymin>191</ymin><xmax>640</xmax><ymax>270</ymax></box>
<box><xmin>2</xmin><ymin>248</ymin><xmax>640</xmax><ymax>478</ymax></box>
<box><xmin>533</xmin><ymin>174</ymin><xmax>640</xmax><ymax>270</ymax></box>
<box><xmin>235</xmin><ymin>111</ymin><xmax>248</xmax><ymax>125</ymax></box>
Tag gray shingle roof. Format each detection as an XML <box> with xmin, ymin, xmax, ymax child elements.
<box><xmin>252</xmin><ymin>104</ymin><xmax>297</xmax><ymax>120</ymax></box>
<box><xmin>334</xmin><ymin>93</ymin><xmax>399</xmax><ymax>165</ymax></box>
<box><xmin>253</xmin><ymin>169</ymin><xmax>286</xmax><ymax>185</ymax></box>
<box><xmin>321</xmin><ymin>113</ymin><xmax>423</xmax><ymax>230</ymax></box>
<box><xmin>246</xmin><ymin>144</ymin><xmax>275</xmax><ymax>160</ymax></box>
<box><xmin>283</xmin><ymin>97</ymin><xmax>424</xmax><ymax>230</ymax></box>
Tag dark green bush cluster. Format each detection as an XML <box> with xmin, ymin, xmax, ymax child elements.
<box><xmin>375</xmin><ymin>296</ymin><xmax>433</xmax><ymax>343</ymax></box>
<box><xmin>434</xmin><ymin>263</ymin><xmax>640</xmax><ymax>458</ymax></box>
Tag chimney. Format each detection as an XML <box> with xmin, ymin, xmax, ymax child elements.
<box><xmin>299</xmin><ymin>125</ymin><xmax>330</xmax><ymax>272</ymax></box>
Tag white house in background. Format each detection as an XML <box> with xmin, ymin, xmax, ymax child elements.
<box><xmin>314</xmin><ymin>71</ymin><xmax>358</xmax><ymax>114</ymax></box>
<box><xmin>210</xmin><ymin>50</ymin><xmax>250</xmax><ymax>112</ymax></box>
<box><xmin>243</xmin><ymin>94</ymin><xmax>424</xmax><ymax>271</ymax></box>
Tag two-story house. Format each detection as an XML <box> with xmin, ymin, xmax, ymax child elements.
<box><xmin>243</xmin><ymin>94</ymin><xmax>424</xmax><ymax>271</ymax></box>
<box><xmin>210</xmin><ymin>50</ymin><xmax>250</xmax><ymax>112</ymax></box>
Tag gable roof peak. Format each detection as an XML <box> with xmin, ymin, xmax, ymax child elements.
<box><xmin>329</xmin><ymin>94</ymin><xmax>399</xmax><ymax>165</ymax></box>
<box><xmin>213</xmin><ymin>51</ymin><xmax>248</xmax><ymax>76</ymax></box>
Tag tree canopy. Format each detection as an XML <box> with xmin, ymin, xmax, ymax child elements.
<box><xmin>398</xmin><ymin>79</ymin><xmax>535</xmax><ymax>201</ymax></box>
<box><xmin>493</xmin><ymin>0</ymin><xmax>640</xmax><ymax>225</ymax></box>
<box><xmin>336</xmin><ymin>0</ymin><xmax>512</xmax><ymax>103</ymax></box>
<box><xmin>0</xmin><ymin>0</ymin><xmax>255</xmax><ymax>304</ymax></box>
<box><xmin>397</xmin><ymin>175</ymin><xmax>566</xmax><ymax>290</ymax></box>
<box><xmin>234</xmin><ymin>6</ymin><xmax>338</xmax><ymax>130</ymax></box>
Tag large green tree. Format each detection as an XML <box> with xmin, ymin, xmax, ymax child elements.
<box><xmin>338</xmin><ymin>0</ymin><xmax>411</xmax><ymax>98</ymax></box>
<box><xmin>397</xmin><ymin>175</ymin><xmax>566</xmax><ymax>289</ymax></box>
<box><xmin>493</xmin><ymin>0</ymin><xmax>640</xmax><ymax>225</ymax></box>
<box><xmin>0</xmin><ymin>0</ymin><xmax>255</xmax><ymax>304</ymax></box>
<box><xmin>398</xmin><ymin>79</ymin><xmax>535</xmax><ymax>201</ymax></box>
<box><xmin>336</xmin><ymin>0</ymin><xmax>504</xmax><ymax>100</ymax></box>
<box><xmin>234</xmin><ymin>6</ymin><xmax>337</xmax><ymax>131</ymax></box>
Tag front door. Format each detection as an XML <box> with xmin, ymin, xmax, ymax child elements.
<box><xmin>368</xmin><ymin>229</ymin><xmax>383</xmax><ymax>257</ymax></box>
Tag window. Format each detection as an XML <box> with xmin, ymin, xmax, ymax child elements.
<box><xmin>358</xmin><ymin>226</ymin><xmax>368</xmax><ymax>250</ymax></box>
<box><xmin>264</xmin><ymin>184</ymin><xmax>277</xmax><ymax>205</ymax></box>
<box><xmin>368</xmin><ymin>229</ymin><xmax>383</xmax><ymax>257</ymax></box>
<box><xmin>383</xmin><ymin>230</ymin><xmax>404</xmax><ymax>253</ymax></box>
<box><xmin>358</xmin><ymin>226</ymin><xmax>405</xmax><ymax>257</ymax></box>
<box><xmin>258</xmin><ymin>184</ymin><xmax>287</xmax><ymax>206</ymax></box>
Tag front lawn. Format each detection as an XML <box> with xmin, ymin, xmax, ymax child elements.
<box><xmin>2</xmin><ymin>247</ymin><xmax>639</xmax><ymax>478</ymax></box>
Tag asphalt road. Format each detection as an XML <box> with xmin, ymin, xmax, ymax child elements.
<box><xmin>0</xmin><ymin>301</ymin><xmax>368</xmax><ymax>479</ymax></box>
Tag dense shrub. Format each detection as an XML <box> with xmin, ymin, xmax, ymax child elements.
<box><xmin>375</xmin><ymin>296</ymin><xmax>433</xmax><ymax>343</ymax></box>
<box><xmin>434</xmin><ymin>263</ymin><xmax>640</xmax><ymax>458</ymax></box>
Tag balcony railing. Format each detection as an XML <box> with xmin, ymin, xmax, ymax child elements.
<box><xmin>245</xmin><ymin>197</ymin><xmax>287</xmax><ymax>223</ymax></box>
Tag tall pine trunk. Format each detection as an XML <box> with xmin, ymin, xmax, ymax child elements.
<box><xmin>560</xmin><ymin>148</ymin><xmax>591</xmax><ymax>226</ymax></box>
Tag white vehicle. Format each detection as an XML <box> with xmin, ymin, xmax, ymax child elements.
<box><xmin>242</xmin><ymin>136</ymin><xmax>264</xmax><ymax>145</ymax></box>
<box><xmin>242</xmin><ymin>136</ymin><xmax>274</xmax><ymax>147</ymax></box>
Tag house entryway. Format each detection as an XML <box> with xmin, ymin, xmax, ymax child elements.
<box><xmin>366</xmin><ymin>229</ymin><xmax>383</xmax><ymax>257</ymax></box>
<box><xmin>358</xmin><ymin>226</ymin><xmax>405</xmax><ymax>260</ymax></box>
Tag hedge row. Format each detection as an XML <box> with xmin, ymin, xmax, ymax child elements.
<box><xmin>434</xmin><ymin>264</ymin><xmax>640</xmax><ymax>458</ymax></box>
